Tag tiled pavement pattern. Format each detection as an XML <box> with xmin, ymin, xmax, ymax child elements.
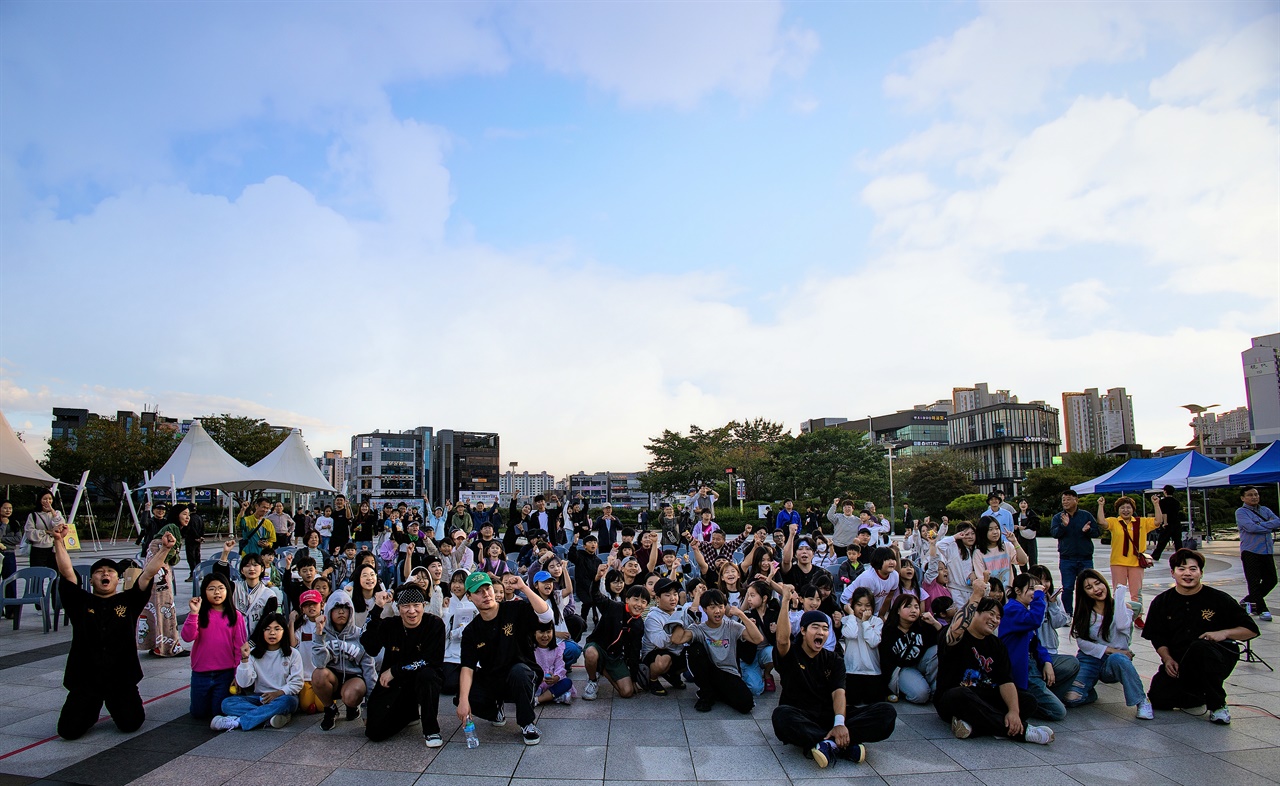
<box><xmin>0</xmin><ymin>539</ymin><xmax>1276</xmax><ymax>786</ymax></box>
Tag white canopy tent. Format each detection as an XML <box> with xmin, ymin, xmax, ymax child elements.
<box><xmin>141</xmin><ymin>420</ymin><xmax>256</xmax><ymax>492</ymax></box>
<box><xmin>245</xmin><ymin>430</ymin><xmax>336</xmax><ymax>503</ymax></box>
<box><xmin>0</xmin><ymin>410</ymin><xmax>59</xmax><ymax>487</ymax></box>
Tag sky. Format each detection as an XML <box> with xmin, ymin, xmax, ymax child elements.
<box><xmin>1</xmin><ymin>0</ymin><xmax>1278</xmax><ymax>477</ymax></box>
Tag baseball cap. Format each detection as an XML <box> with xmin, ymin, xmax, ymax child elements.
<box><xmin>464</xmin><ymin>572</ymin><xmax>493</xmax><ymax>594</ymax></box>
<box><xmin>532</xmin><ymin>570</ymin><xmax>553</xmax><ymax>584</ymax></box>
<box><xmin>299</xmin><ymin>590</ymin><xmax>323</xmax><ymax>606</ymax></box>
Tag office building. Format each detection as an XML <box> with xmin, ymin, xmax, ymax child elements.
<box><xmin>1243</xmin><ymin>333</ymin><xmax>1280</xmax><ymax>444</ymax></box>
<box><xmin>837</xmin><ymin>407</ymin><xmax>950</xmax><ymax>456</ymax></box>
<box><xmin>52</xmin><ymin>406</ymin><xmax>183</xmax><ymax>445</ymax></box>
<box><xmin>432</xmin><ymin>430</ymin><xmax>500</xmax><ymax>504</ymax></box>
<box><xmin>499</xmin><ymin>471</ymin><xmax>557</xmax><ymax>498</ymax></box>
<box><xmin>1062</xmin><ymin>387</ymin><xmax>1136</xmax><ymax>454</ymax></box>
<box><xmin>947</xmin><ymin>391</ymin><xmax>1061</xmax><ymax>495</ymax></box>
<box><xmin>350</xmin><ymin>427</ymin><xmax>433</xmax><ymax>503</ymax></box>
<box><xmin>800</xmin><ymin>418</ymin><xmax>847</xmax><ymax>434</ymax></box>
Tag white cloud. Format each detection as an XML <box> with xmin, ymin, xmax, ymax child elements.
<box><xmin>1150</xmin><ymin>14</ymin><xmax>1280</xmax><ymax>109</ymax></box>
<box><xmin>507</xmin><ymin>0</ymin><xmax>818</xmax><ymax>108</ymax></box>
<box><xmin>884</xmin><ymin>1</ymin><xmax>1145</xmax><ymax>117</ymax></box>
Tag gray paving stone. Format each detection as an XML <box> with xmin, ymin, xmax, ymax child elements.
<box><xmin>415</xmin><ymin>777</ymin><xmax>508</xmax><ymax>786</ymax></box>
<box><xmin>610</xmin><ymin>718</ymin><xmax>685</xmax><ymax>746</ymax></box>
<box><xmin>930</xmin><ymin>736</ymin><xmax>1047</xmax><ymax>770</ymax></box>
<box><xmin>515</xmin><ymin>744</ymin><xmax>606</xmax><ymax>779</ymax></box>
<box><xmin>1023</xmin><ymin>731</ymin><xmax>1130</xmax><ymax>766</ymax></box>
<box><xmin>1221</xmin><ymin>747</ymin><xmax>1280</xmax><ymax>779</ymax></box>
<box><xmin>1076</xmin><ymin>726</ymin><xmax>1188</xmax><ymax>758</ymax></box>
<box><xmin>603</xmin><ymin>745</ymin><xmax>695</xmax><ymax>781</ymax></box>
<box><xmin>884</xmin><ymin>773</ymin><xmax>983</xmax><ymax>786</ymax></box>
<box><xmin>317</xmin><ymin>768</ymin><xmax>419</xmax><ymax>786</ymax></box>
<box><xmin>530</xmin><ymin>717</ymin><xmax>610</xmax><ymax>746</ymax></box>
<box><xmin>689</xmin><ymin>744</ymin><xmax>787</xmax><ymax>781</ymax></box>
<box><xmin>862</xmin><ymin>740</ymin><xmax>962</xmax><ymax>777</ymax></box>
<box><xmin>0</xmin><ymin>736</ymin><xmax>118</xmax><ymax>778</ymax></box>
<box><xmin>1055</xmin><ymin>761</ymin><xmax>1179</xmax><ymax>786</ymax></box>
<box><xmin>974</xmin><ymin>765</ymin><xmax>1085</xmax><ymax>786</ymax></box>
<box><xmin>260</xmin><ymin>733</ymin><xmax>366</xmax><ymax>767</ymax></box>
<box><xmin>1146</xmin><ymin>718</ymin><xmax>1275</xmax><ymax>751</ymax></box>
<box><xmin>681</xmin><ymin>718</ymin><xmax>767</xmax><ymax>746</ymax></box>
<box><xmin>608</xmin><ymin>698</ymin><xmax>679</xmax><ymax>719</ymax></box>
<box><xmin>1141</xmin><ymin>754</ymin><xmax>1279</xmax><ymax>786</ymax></box>
<box><xmin>425</xmin><ymin>740</ymin><xmax>524</xmax><ymax>777</ymax></box>
<box><xmin>187</xmin><ymin>728</ymin><xmax>297</xmax><ymax>761</ymax></box>
<box><xmin>124</xmin><ymin>753</ymin><xmax>253</xmax><ymax>786</ymax></box>
<box><xmin>339</xmin><ymin>731</ymin><xmax>439</xmax><ymax>772</ymax></box>
<box><xmin>216</xmin><ymin>760</ymin><xmax>335</xmax><ymax>786</ymax></box>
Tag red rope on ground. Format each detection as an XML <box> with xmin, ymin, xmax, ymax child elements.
<box><xmin>0</xmin><ymin>684</ymin><xmax>190</xmax><ymax>760</ymax></box>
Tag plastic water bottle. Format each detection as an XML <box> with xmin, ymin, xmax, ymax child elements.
<box><xmin>464</xmin><ymin>717</ymin><xmax>479</xmax><ymax>749</ymax></box>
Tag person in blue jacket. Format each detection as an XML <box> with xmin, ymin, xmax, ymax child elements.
<box><xmin>1237</xmin><ymin>486</ymin><xmax>1280</xmax><ymax>622</ymax></box>
<box><xmin>998</xmin><ymin>573</ymin><xmax>1076</xmax><ymax>722</ymax></box>
<box><xmin>775</xmin><ymin>499</ymin><xmax>802</xmax><ymax>532</ymax></box>
<box><xmin>1050</xmin><ymin>490</ymin><xmax>1099</xmax><ymax>614</ymax></box>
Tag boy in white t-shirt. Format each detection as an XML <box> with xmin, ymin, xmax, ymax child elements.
<box><xmin>840</xmin><ymin>547</ymin><xmax>900</xmax><ymax>614</ymax></box>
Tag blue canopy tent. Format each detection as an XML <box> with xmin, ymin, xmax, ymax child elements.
<box><xmin>1189</xmin><ymin>441</ymin><xmax>1280</xmax><ymax>487</ymax></box>
<box><xmin>1072</xmin><ymin>452</ymin><xmax>1229</xmax><ymax>538</ymax></box>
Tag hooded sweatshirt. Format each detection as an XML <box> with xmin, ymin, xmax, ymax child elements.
<box><xmin>306</xmin><ymin>591</ymin><xmax>376</xmax><ymax>690</ymax></box>
<box><xmin>998</xmin><ymin>591</ymin><xmax>1051</xmax><ymax>691</ymax></box>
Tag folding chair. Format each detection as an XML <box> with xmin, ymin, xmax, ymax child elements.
<box><xmin>0</xmin><ymin>567</ymin><xmax>57</xmax><ymax>632</ymax></box>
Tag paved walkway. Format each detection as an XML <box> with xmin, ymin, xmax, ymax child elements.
<box><xmin>0</xmin><ymin>540</ymin><xmax>1276</xmax><ymax>786</ymax></box>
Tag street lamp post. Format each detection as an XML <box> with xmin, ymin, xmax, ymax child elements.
<box><xmin>1181</xmin><ymin>404</ymin><xmax>1219</xmax><ymax>540</ymax></box>
<box><xmin>508</xmin><ymin>461</ymin><xmax>518</xmax><ymax>502</ymax></box>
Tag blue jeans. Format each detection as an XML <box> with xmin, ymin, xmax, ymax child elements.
<box><xmin>190</xmin><ymin>669</ymin><xmax>235</xmax><ymax>720</ymax></box>
<box><xmin>1026</xmin><ymin>653</ymin><xmax>1079</xmax><ymax>721</ymax></box>
<box><xmin>220</xmin><ymin>693</ymin><xmax>300</xmax><ymax>730</ymax></box>
<box><xmin>741</xmin><ymin>645</ymin><xmax>775</xmax><ymax>696</ymax></box>
<box><xmin>890</xmin><ymin>646</ymin><xmax>938</xmax><ymax>704</ymax></box>
<box><xmin>1067</xmin><ymin>652</ymin><xmax>1146</xmax><ymax>707</ymax></box>
<box><xmin>1058</xmin><ymin>558</ymin><xmax>1093</xmax><ymax>614</ymax></box>
<box><xmin>564</xmin><ymin>640</ymin><xmax>582</xmax><ymax>666</ymax></box>
<box><xmin>320</xmin><ymin>536</ymin><xmax>331</xmax><ymax>553</ymax></box>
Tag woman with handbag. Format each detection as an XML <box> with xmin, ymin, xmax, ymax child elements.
<box><xmin>24</xmin><ymin>489</ymin><xmax>64</xmax><ymax>570</ymax></box>
<box><xmin>1</xmin><ymin>499</ymin><xmax>20</xmax><ymax>617</ymax></box>
<box><xmin>1096</xmin><ymin>496</ymin><xmax>1157</xmax><ymax>628</ymax></box>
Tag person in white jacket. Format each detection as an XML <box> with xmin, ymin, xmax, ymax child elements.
<box><xmin>442</xmin><ymin>570</ymin><xmax>476</xmax><ymax>695</ymax></box>
<box><xmin>842</xmin><ymin>587</ymin><xmax>887</xmax><ymax>703</ymax></box>
<box><xmin>210</xmin><ymin>612</ymin><xmax>304</xmax><ymax>730</ymax></box>
<box><xmin>1066</xmin><ymin>570</ymin><xmax>1154</xmax><ymax>719</ymax></box>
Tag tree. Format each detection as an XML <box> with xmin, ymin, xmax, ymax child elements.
<box><xmin>722</xmin><ymin>418</ymin><xmax>789</xmax><ymax>502</ymax></box>
<box><xmin>42</xmin><ymin>418</ymin><xmax>181</xmax><ymax>508</ymax></box>
<box><xmin>640</xmin><ymin>429</ymin><xmax>706</xmax><ymax>496</ymax></box>
<box><xmin>1020</xmin><ymin>451</ymin><xmax>1125</xmax><ymax>515</ymax></box>
<box><xmin>899</xmin><ymin>459</ymin><xmax>977</xmax><ymax>518</ymax></box>
<box><xmin>946</xmin><ymin>493</ymin><xmax>989</xmax><ymax>521</ymax></box>
<box><xmin>640</xmin><ymin>418</ymin><xmax>789</xmax><ymax>500</ymax></box>
<box><xmin>197</xmin><ymin>415</ymin><xmax>287</xmax><ymax>466</ymax></box>
<box><xmin>771</xmin><ymin>428</ymin><xmax>887</xmax><ymax>504</ymax></box>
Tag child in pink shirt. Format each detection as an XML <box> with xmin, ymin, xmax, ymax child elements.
<box><xmin>533</xmin><ymin>622</ymin><xmax>575</xmax><ymax>704</ymax></box>
<box><xmin>182</xmin><ymin>574</ymin><xmax>247</xmax><ymax>719</ymax></box>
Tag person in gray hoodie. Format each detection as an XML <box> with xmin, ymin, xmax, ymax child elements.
<box><xmin>309</xmin><ymin>589</ymin><xmax>377</xmax><ymax>731</ymax></box>
<box><xmin>826</xmin><ymin>497</ymin><xmax>861</xmax><ymax>549</ymax></box>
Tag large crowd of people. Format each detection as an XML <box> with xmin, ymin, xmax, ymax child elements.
<box><xmin>3</xmin><ymin>484</ymin><xmax>1273</xmax><ymax>773</ymax></box>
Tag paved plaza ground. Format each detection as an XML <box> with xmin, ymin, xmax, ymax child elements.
<box><xmin>0</xmin><ymin>538</ymin><xmax>1276</xmax><ymax>786</ymax></box>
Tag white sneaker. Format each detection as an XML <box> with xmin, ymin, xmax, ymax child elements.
<box><xmin>269</xmin><ymin>714</ymin><xmax>291</xmax><ymax>729</ymax></box>
<box><xmin>491</xmin><ymin>707</ymin><xmax>506</xmax><ymax>727</ymax></box>
<box><xmin>1209</xmin><ymin>707</ymin><xmax>1231</xmax><ymax>725</ymax></box>
<box><xmin>583</xmin><ymin>680</ymin><xmax>599</xmax><ymax>701</ymax></box>
<box><xmin>950</xmin><ymin>717</ymin><xmax>972</xmax><ymax>739</ymax></box>
<box><xmin>209</xmin><ymin>715</ymin><xmax>239</xmax><ymax>732</ymax></box>
<box><xmin>1023</xmin><ymin>725</ymin><xmax>1054</xmax><ymax>745</ymax></box>
<box><xmin>554</xmin><ymin>692</ymin><xmax>573</xmax><ymax>705</ymax></box>
<box><xmin>424</xmin><ymin>733</ymin><xmax>444</xmax><ymax>748</ymax></box>
<box><xmin>1136</xmin><ymin>699</ymin><xmax>1154</xmax><ymax>720</ymax></box>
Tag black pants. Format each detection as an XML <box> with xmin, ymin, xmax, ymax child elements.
<box><xmin>184</xmin><ymin>539</ymin><xmax>202</xmax><ymax>574</ymax></box>
<box><xmin>1148</xmin><ymin>639</ymin><xmax>1239</xmax><ymax>712</ymax></box>
<box><xmin>1014</xmin><ymin>532</ymin><xmax>1038</xmax><ymax>573</ymax></box>
<box><xmin>456</xmin><ymin>662</ymin><xmax>538</xmax><ymax>728</ymax></box>
<box><xmin>442</xmin><ymin>663</ymin><xmax>461</xmax><ymax>696</ymax></box>
<box><xmin>934</xmin><ymin>685</ymin><xmax>1038</xmax><ymax>740</ymax></box>
<box><xmin>364</xmin><ymin>666</ymin><xmax>442</xmax><ymax>740</ymax></box>
<box><xmin>1151</xmin><ymin>526</ymin><xmax>1179</xmax><ymax>561</ymax></box>
<box><xmin>845</xmin><ymin>673</ymin><xmax>889</xmax><ymax>704</ymax></box>
<box><xmin>1241</xmin><ymin>550</ymin><xmax>1278</xmax><ymax>614</ymax></box>
<box><xmin>29</xmin><ymin>546</ymin><xmax>55</xmax><ymax>570</ymax></box>
<box><xmin>576</xmin><ymin>586</ymin><xmax>598</xmax><ymax>622</ymax></box>
<box><xmin>565</xmin><ymin>613</ymin><xmax>586</xmax><ymax>642</ymax></box>
<box><xmin>771</xmin><ymin>703</ymin><xmax>896</xmax><ymax>753</ymax></box>
<box><xmin>687</xmin><ymin>641</ymin><xmax>753</xmax><ymax>714</ymax></box>
<box><xmin>58</xmin><ymin>684</ymin><xmax>145</xmax><ymax>740</ymax></box>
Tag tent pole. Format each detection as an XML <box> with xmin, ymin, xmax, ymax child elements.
<box><xmin>1202</xmin><ymin>489</ymin><xmax>1210</xmax><ymax>541</ymax></box>
<box><xmin>1186</xmin><ymin>486</ymin><xmax>1193</xmax><ymax>544</ymax></box>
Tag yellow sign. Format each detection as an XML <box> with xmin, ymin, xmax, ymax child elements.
<box><xmin>65</xmin><ymin>521</ymin><xmax>82</xmax><ymax>551</ymax></box>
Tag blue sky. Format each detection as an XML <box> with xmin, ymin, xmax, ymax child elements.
<box><xmin>2</xmin><ymin>1</ymin><xmax>1277</xmax><ymax>477</ymax></box>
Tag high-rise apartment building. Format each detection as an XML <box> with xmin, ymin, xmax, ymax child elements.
<box><xmin>568</xmin><ymin>471</ymin><xmax>649</xmax><ymax>509</ymax></box>
<box><xmin>953</xmin><ymin>383</ymin><xmax>1014</xmax><ymax>414</ymax></box>
<box><xmin>318</xmin><ymin>450</ymin><xmax>348</xmax><ymax>496</ymax></box>
<box><xmin>499</xmin><ymin>471</ymin><xmax>557</xmax><ymax>497</ymax></box>
<box><xmin>1243</xmin><ymin>333</ymin><xmax>1280</xmax><ymax>444</ymax></box>
<box><xmin>1062</xmin><ymin>387</ymin><xmax>1136</xmax><ymax>454</ymax></box>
